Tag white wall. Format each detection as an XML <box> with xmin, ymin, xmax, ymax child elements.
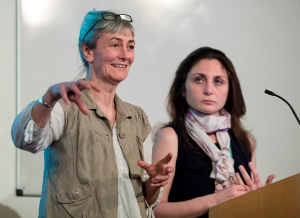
<box><xmin>0</xmin><ymin>0</ymin><xmax>39</xmax><ymax>217</ymax></box>
<box><xmin>1</xmin><ymin>0</ymin><xmax>300</xmax><ymax>217</ymax></box>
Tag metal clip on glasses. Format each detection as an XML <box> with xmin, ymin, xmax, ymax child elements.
<box><xmin>82</xmin><ymin>13</ymin><xmax>133</xmax><ymax>42</ymax></box>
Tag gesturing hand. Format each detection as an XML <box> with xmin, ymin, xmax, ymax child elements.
<box><xmin>137</xmin><ymin>153</ymin><xmax>174</xmax><ymax>187</ymax></box>
<box><xmin>237</xmin><ymin>162</ymin><xmax>276</xmax><ymax>191</ymax></box>
<box><xmin>49</xmin><ymin>79</ymin><xmax>100</xmax><ymax>114</ymax></box>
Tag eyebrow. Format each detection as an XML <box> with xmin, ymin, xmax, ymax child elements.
<box><xmin>109</xmin><ymin>37</ymin><xmax>135</xmax><ymax>44</ymax></box>
<box><xmin>191</xmin><ymin>73</ymin><xmax>227</xmax><ymax>79</ymax></box>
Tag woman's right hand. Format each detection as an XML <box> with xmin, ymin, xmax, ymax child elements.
<box><xmin>32</xmin><ymin>80</ymin><xmax>100</xmax><ymax>128</ymax></box>
<box><xmin>45</xmin><ymin>79</ymin><xmax>100</xmax><ymax>114</ymax></box>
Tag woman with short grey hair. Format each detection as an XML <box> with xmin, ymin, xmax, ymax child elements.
<box><xmin>11</xmin><ymin>10</ymin><xmax>173</xmax><ymax>218</ymax></box>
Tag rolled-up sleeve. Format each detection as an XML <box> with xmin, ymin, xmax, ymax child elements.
<box><xmin>11</xmin><ymin>101</ymin><xmax>64</xmax><ymax>153</ymax></box>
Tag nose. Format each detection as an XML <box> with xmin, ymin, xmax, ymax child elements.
<box><xmin>119</xmin><ymin>46</ymin><xmax>129</xmax><ymax>61</ymax></box>
<box><xmin>203</xmin><ymin>81</ymin><xmax>213</xmax><ymax>96</ymax></box>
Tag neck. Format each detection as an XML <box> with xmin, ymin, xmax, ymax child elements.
<box><xmin>86</xmin><ymin>76</ymin><xmax>117</xmax><ymax>127</ymax></box>
<box><xmin>86</xmin><ymin>74</ymin><xmax>116</xmax><ymax>105</ymax></box>
<box><xmin>189</xmin><ymin>107</ymin><xmax>221</xmax><ymax>117</ymax></box>
<box><xmin>207</xmin><ymin>132</ymin><xmax>217</xmax><ymax>143</ymax></box>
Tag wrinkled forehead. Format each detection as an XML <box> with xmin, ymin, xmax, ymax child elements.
<box><xmin>96</xmin><ymin>31</ymin><xmax>135</xmax><ymax>46</ymax></box>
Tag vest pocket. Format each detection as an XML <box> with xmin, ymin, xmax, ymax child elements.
<box><xmin>56</xmin><ymin>184</ymin><xmax>98</xmax><ymax>218</ymax></box>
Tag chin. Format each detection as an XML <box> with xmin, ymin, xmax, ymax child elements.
<box><xmin>114</xmin><ymin>76</ymin><xmax>128</xmax><ymax>84</ymax></box>
<box><xmin>112</xmin><ymin>73</ymin><xmax>129</xmax><ymax>82</ymax></box>
<box><xmin>194</xmin><ymin>108</ymin><xmax>220</xmax><ymax>116</ymax></box>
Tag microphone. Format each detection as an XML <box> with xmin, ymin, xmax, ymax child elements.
<box><xmin>265</xmin><ymin>89</ymin><xmax>300</xmax><ymax>125</ymax></box>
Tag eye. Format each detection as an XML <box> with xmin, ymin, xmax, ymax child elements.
<box><xmin>128</xmin><ymin>45</ymin><xmax>135</xmax><ymax>50</ymax></box>
<box><xmin>195</xmin><ymin>77</ymin><xmax>204</xmax><ymax>84</ymax></box>
<box><xmin>111</xmin><ymin>44</ymin><xmax>119</xmax><ymax>48</ymax></box>
<box><xmin>214</xmin><ymin>79</ymin><xmax>223</xmax><ymax>85</ymax></box>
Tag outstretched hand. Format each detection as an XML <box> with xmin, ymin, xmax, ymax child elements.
<box><xmin>237</xmin><ymin>162</ymin><xmax>276</xmax><ymax>191</ymax></box>
<box><xmin>48</xmin><ymin>79</ymin><xmax>100</xmax><ymax>114</ymax></box>
<box><xmin>137</xmin><ymin>153</ymin><xmax>174</xmax><ymax>187</ymax></box>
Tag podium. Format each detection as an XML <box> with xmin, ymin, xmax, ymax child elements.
<box><xmin>209</xmin><ymin>173</ymin><xmax>300</xmax><ymax>218</ymax></box>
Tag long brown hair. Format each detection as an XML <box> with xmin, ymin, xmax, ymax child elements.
<box><xmin>166</xmin><ymin>47</ymin><xmax>253</xmax><ymax>156</ymax></box>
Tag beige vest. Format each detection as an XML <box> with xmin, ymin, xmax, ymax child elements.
<box><xmin>38</xmin><ymin>90</ymin><xmax>151</xmax><ymax>218</ymax></box>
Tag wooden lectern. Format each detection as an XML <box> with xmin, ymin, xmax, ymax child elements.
<box><xmin>209</xmin><ymin>173</ymin><xmax>300</xmax><ymax>218</ymax></box>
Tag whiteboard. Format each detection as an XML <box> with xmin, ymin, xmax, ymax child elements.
<box><xmin>16</xmin><ymin>0</ymin><xmax>300</xmax><ymax>196</ymax></box>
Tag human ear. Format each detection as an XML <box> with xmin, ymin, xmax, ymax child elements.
<box><xmin>81</xmin><ymin>44</ymin><xmax>94</xmax><ymax>63</ymax></box>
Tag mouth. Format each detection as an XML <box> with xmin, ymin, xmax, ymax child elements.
<box><xmin>111</xmin><ymin>64</ymin><xmax>127</xmax><ymax>69</ymax></box>
<box><xmin>202</xmin><ymin>100</ymin><xmax>215</xmax><ymax>104</ymax></box>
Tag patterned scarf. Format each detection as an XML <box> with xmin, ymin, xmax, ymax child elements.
<box><xmin>185</xmin><ymin>108</ymin><xmax>237</xmax><ymax>192</ymax></box>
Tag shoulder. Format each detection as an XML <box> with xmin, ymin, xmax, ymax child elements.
<box><xmin>157</xmin><ymin>127</ymin><xmax>178</xmax><ymax>141</ymax></box>
<box><xmin>152</xmin><ymin>126</ymin><xmax>178</xmax><ymax>164</ymax></box>
<box><xmin>115</xmin><ymin>94</ymin><xmax>148</xmax><ymax>119</ymax></box>
<box><xmin>154</xmin><ymin>121</ymin><xmax>181</xmax><ymax>146</ymax></box>
<box><xmin>122</xmin><ymin>101</ymin><xmax>149</xmax><ymax>127</ymax></box>
<box><xmin>153</xmin><ymin>127</ymin><xmax>178</xmax><ymax>152</ymax></box>
<box><xmin>121</xmin><ymin>101</ymin><xmax>151</xmax><ymax>127</ymax></box>
<box><xmin>120</xmin><ymin>101</ymin><xmax>152</xmax><ymax>141</ymax></box>
<box><xmin>123</xmin><ymin>101</ymin><xmax>148</xmax><ymax>117</ymax></box>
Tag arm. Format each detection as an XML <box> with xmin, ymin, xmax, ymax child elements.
<box><xmin>137</xmin><ymin>152</ymin><xmax>173</xmax><ymax>206</ymax></box>
<box><xmin>136</xmin><ymin>109</ymin><xmax>173</xmax><ymax>206</ymax></box>
<box><xmin>11</xmin><ymin>101</ymin><xmax>64</xmax><ymax>153</ymax></box>
<box><xmin>152</xmin><ymin>127</ymin><xmax>249</xmax><ymax>218</ymax></box>
<box><xmin>11</xmin><ymin>79</ymin><xmax>100</xmax><ymax>153</ymax></box>
<box><xmin>140</xmin><ymin>135</ymin><xmax>163</xmax><ymax>206</ymax></box>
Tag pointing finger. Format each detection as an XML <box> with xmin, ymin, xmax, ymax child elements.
<box><xmin>137</xmin><ymin>160</ymin><xmax>148</xmax><ymax>169</ymax></box>
<box><xmin>159</xmin><ymin>153</ymin><xmax>172</xmax><ymax>165</ymax></box>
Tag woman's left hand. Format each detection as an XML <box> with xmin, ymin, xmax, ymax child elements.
<box><xmin>137</xmin><ymin>153</ymin><xmax>174</xmax><ymax>187</ymax></box>
<box><xmin>237</xmin><ymin>162</ymin><xmax>276</xmax><ymax>191</ymax></box>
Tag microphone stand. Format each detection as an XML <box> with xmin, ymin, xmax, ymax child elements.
<box><xmin>265</xmin><ymin>89</ymin><xmax>300</xmax><ymax>125</ymax></box>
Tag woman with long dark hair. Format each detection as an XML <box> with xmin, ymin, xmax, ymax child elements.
<box><xmin>152</xmin><ymin>47</ymin><xmax>275</xmax><ymax>218</ymax></box>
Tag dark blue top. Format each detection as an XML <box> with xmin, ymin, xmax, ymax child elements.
<box><xmin>167</xmin><ymin>122</ymin><xmax>252</xmax><ymax>218</ymax></box>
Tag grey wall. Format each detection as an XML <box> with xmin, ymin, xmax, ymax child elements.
<box><xmin>1</xmin><ymin>0</ymin><xmax>300</xmax><ymax>217</ymax></box>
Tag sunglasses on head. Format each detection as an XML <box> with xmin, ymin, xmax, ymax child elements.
<box><xmin>82</xmin><ymin>13</ymin><xmax>133</xmax><ymax>42</ymax></box>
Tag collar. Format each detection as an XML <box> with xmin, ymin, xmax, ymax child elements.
<box><xmin>81</xmin><ymin>89</ymin><xmax>133</xmax><ymax>118</ymax></box>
